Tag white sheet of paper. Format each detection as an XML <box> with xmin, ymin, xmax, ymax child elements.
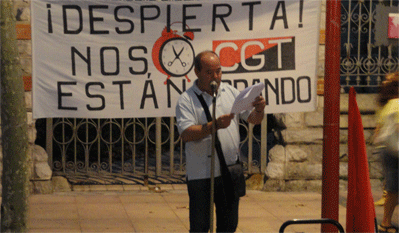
<box><xmin>230</xmin><ymin>82</ymin><xmax>265</xmax><ymax>114</ymax></box>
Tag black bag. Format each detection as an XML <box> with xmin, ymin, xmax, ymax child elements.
<box><xmin>219</xmin><ymin>160</ymin><xmax>246</xmax><ymax>203</ymax></box>
<box><xmin>195</xmin><ymin>93</ymin><xmax>246</xmax><ymax>202</ymax></box>
<box><xmin>226</xmin><ymin>161</ymin><xmax>246</xmax><ymax>198</ymax></box>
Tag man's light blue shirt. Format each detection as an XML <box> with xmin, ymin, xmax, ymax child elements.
<box><xmin>176</xmin><ymin>81</ymin><xmax>250</xmax><ymax>181</ymax></box>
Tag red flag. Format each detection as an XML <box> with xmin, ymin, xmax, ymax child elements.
<box><xmin>346</xmin><ymin>87</ymin><xmax>376</xmax><ymax>233</ymax></box>
<box><xmin>388</xmin><ymin>13</ymin><xmax>399</xmax><ymax>39</ymax></box>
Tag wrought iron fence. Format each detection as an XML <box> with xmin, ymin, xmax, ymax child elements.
<box><xmin>340</xmin><ymin>0</ymin><xmax>399</xmax><ymax>93</ymax></box>
<box><xmin>44</xmin><ymin>117</ymin><xmax>267</xmax><ymax>185</ymax></box>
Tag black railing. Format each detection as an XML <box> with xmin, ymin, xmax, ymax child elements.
<box><xmin>279</xmin><ymin>218</ymin><xmax>345</xmax><ymax>233</ymax></box>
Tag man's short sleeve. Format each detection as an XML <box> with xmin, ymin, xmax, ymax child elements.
<box><xmin>175</xmin><ymin>93</ymin><xmax>196</xmax><ymax>135</ymax></box>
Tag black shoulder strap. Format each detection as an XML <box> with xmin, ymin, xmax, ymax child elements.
<box><xmin>195</xmin><ymin>93</ymin><xmax>229</xmax><ymax>174</ymax></box>
<box><xmin>195</xmin><ymin>92</ymin><xmax>212</xmax><ymax>122</ymax></box>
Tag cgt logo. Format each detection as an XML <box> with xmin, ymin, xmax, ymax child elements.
<box><xmin>213</xmin><ymin>37</ymin><xmax>295</xmax><ymax>74</ymax></box>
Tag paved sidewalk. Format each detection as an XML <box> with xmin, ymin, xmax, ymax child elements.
<box><xmin>27</xmin><ymin>184</ymin><xmax>397</xmax><ymax>232</ymax></box>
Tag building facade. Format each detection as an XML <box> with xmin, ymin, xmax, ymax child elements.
<box><xmin>1</xmin><ymin>0</ymin><xmax>398</xmax><ymax>193</ymax></box>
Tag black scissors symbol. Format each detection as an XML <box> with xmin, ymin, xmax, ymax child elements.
<box><xmin>168</xmin><ymin>46</ymin><xmax>187</xmax><ymax>67</ymax></box>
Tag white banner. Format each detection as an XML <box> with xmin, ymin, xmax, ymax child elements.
<box><xmin>32</xmin><ymin>0</ymin><xmax>321</xmax><ymax>119</ymax></box>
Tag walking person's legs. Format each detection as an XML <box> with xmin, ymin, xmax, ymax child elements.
<box><xmin>381</xmin><ymin>191</ymin><xmax>398</xmax><ymax>226</ymax></box>
<box><xmin>378</xmin><ymin>153</ymin><xmax>398</xmax><ymax>233</ymax></box>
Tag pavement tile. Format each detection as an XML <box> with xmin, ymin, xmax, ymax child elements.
<box><xmin>28</xmin><ymin>228</ymin><xmax>81</xmax><ymax>233</ymax></box>
<box><xmin>257</xmin><ymin>200</ymin><xmax>320</xmax><ymax>218</ymax></box>
<box><xmin>124</xmin><ymin>202</ymin><xmax>175</xmax><ymax>219</ymax></box>
<box><xmin>72</xmin><ymin>185</ymin><xmax>91</xmax><ymax>192</ymax></box>
<box><xmin>239</xmin><ymin>201</ymin><xmax>277</xmax><ymax>218</ymax></box>
<box><xmin>289</xmin><ymin>192</ymin><xmax>322</xmax><ymax>201</ymax></box>
<box><xmin>29</xmin><ymin>204</ymin><xmax>79</xmax><ymax>220</ymax></box>
<box><xmin>131</xmin><ymin>217</ymin><xmax>188</xmax><ymax>232</ymax></box>
<box><xmin>106</xmin><ymin>185</ymin><xmax>124</xmax><ymax>191</ymax></box>
<box><xmin>172</xmin><ymin>184</ymin><xmax>188</xmax><ymax>190</ymax></box>
<box><xmin>78</xmin><ymin>203</ymin><xmax>128</xmax><ymax>219</ymax></box>
<box><xmin>283</xmin><ymin>223</ymin><xmax>322</xmax><ymax>233</ymax></box>
<box><xmin>160</xmin><ymin>193</ymin><xmax>189</xmax><ymax>205</ymax></box>
<box><xmin>168</xmin><ymin>207</ymin><xmax>190</xmax><ymax>226</ymax></box>
<box><xmin>119</xmin><ymin>193</ymin><xmax>168</xmax><ymax>204</ymax></box>
<box><xmin>80</xmin><ymin>218</ymin><xmax>135</xmax><ymax>232</ymax></box>
<box><xmin>123</xmin><ymin>184</ymin><xmax>143</xmax><ymax>191</ymax></box>
<box><xmin>88</xmin><ymin>185</ymin><xmax>108</xmax><ymax>192</ymax></box>
<box><xmin>238</xmin><ymin>216</ymin><xmax>279</xmax><ymax>232</ymax></box>
<box><xmin>75</xmin><ymin>194</ymin><xmax>121</xmax><ymax>204</ymax></box>
<box><xmin>28</xmin><ymin>194</ymin><xmax>76</xmax><ymax>205</ymax></box>
<box><xmin>28</xmin><ymin>219</ymin><xmax>80</xmax><ymax>229</ymax></box>
<box><xmin>247</xmin><ymin>191</ymin><xmax>295</xmax><ymax>198</ymax></box>
<box><xmin>157</xmin><ymin>184</ymin><xmax>174</xmax><ymax>191</ymax></box>
<box><xmin>26</xmin><ymin>188</ymin><xmax>398</xmax><ymax>233</ymax></box>
<box><xmin>81</xmin><ymin>227</ymin><xmax>135</xmax><ymax>233</ymax></box>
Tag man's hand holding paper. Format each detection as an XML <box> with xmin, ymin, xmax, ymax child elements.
<box><xmin>252</xmin><ymin>95</ymin><xmax>266</xmax><ymax>113</ymax></box>
<box><xmin>231</xmin><ymin>83</ymin><xmax>265</xmax><ymax>114</ymax></box>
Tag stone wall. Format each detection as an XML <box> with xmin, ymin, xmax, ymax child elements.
<box><xmin>0</xmin><ymin>0</ymin><xmax>59</xmax><ymax>194</ymax></box>
<box><xmin>0</xmin><ymin>0</ymin><xmax>384</xmax><ymax>193</ymax></box>
<box><xmin>263</xmin><ymin>94</ymin><xmax>383</xmax><ymax>191</ymax></box>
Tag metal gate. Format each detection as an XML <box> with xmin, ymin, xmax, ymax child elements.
<box><xmin>44</xmin><ymin>117</ymin><xmax>267</xmax><ymax>185</ymax></box>
<box><xmin>340</xmin><ymin>0</ymin><xmax>398</xmax><ymax>93</ymax></box>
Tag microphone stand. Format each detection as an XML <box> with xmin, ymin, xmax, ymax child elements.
<box><xmin>209</xmin><ymin>90</ymin><xmax>217</xmax><ymax>233</ymax></box>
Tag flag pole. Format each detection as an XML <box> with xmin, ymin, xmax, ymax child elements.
<box><xmin>322</xmin><ymin>0</ymin><xmax>341</xmax><ymax>232</ymax></box>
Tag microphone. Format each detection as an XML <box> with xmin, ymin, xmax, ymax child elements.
<box><xmin>210</xmin><ymin>81</ymin><xmax>218</xmax><ymax>95</ymax></box>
